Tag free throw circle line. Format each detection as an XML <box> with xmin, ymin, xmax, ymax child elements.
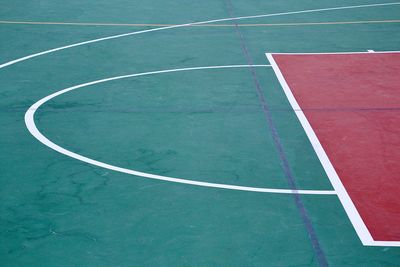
<box><xmin>25</xmin><ymin>64</ymin><xmax>336</xmax><ymax>195</ymax></box>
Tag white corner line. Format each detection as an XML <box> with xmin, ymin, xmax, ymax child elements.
<box><xmin>267</xmin><ymin>50</ymin><xmax>400</xmax><ymax>55</ymax></box>
<box><xmin>365</xmin><ymin>240</ymin><xmax>400</xmax><ymax>247</ymax></box>
<box><xmin>24</xmin><ymin>64</ymin><xmax>336</xmax><ymax>196</ymax></box>
<box><xmin>265</xmin><ymin>53</ymin><xmax>378</xmax><ymax>246</ymax></box>
<box><xmin>1</xmin><ymin>2</ymin><xmax>400</xmax><ymax>69</ymax></box>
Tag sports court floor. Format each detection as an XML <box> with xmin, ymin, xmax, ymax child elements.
<box><xmin>1</xmin><ymin>1</ymin><xmax>400</xmax><ymax>266</ymax></box>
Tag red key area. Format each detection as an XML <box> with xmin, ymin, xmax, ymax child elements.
<box><xmin>274</xmin><ymin>53</ymin><xmax>400</xmax><ymax>241</ymax></box>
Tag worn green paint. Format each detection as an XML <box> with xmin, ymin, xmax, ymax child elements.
<box><xmin>1</xmin><ymin>1</ymin><xmax>400</xmax><ymax>266</ymax></box>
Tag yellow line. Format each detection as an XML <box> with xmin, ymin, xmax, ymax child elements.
<box><xmin>241</xmin><ymin>20</ymin><xmax>400</xmax><ymax>26</ymax></box>
<box><xmin>0</xmin><ymin>19</ymin><xmax>399</xmax><ymax>27</ymax></box>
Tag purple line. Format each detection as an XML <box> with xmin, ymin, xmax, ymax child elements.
<box><xmin>224</xmin><ymin>1</ymin><xmax>328</xmax><ymax>266</ymax></box>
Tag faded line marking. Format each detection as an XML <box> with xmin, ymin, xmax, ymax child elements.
<box><xmin>225</xmin><ymin>1</ymin><xmax>328</xmax><ymax>264</ymax></box>
<box><xmin>1</xmin><ymin>19</ymin><xmax>400</xmax><ymax>27</ymax></box>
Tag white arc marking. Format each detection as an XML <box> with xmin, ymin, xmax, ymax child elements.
<box><xmin>24</xmin><ymin>65</ymin><xmax>336</xmax><ymax>195</ymax></box>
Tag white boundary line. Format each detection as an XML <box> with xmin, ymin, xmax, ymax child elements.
<box><xmin>24</xmin><ymin>64</ymin><xmax>336</xmax><ymax>195</ymax></box>
<box><xmin>269</xmin><ymin>50</ymin><xmax>400</xmax><ymax>55</ymax></box>
<box><xmin>1</xmin><ymin>2</ymin><xmax>399</xmax><ymax>69</ymax></box>
<box><xmin>266</xmin><ymin>52</ymin><xmax>400</xmax><ymax>247</ymax></box>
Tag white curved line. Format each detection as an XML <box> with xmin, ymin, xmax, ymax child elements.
<box><xmin>1</xmin><ymin>2</ymin><xmax>399</xmax><ymax>69</ymax></box>
<box><xmin>24</xmin><ymin>65</ymin><xmax>336</xmax><ymax>195</ymax></box>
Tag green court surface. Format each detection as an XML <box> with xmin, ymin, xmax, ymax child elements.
<box><xmin>1</xmin><ymin>1</ymin><xmax>400</xmax><ymax>266</ymax></box>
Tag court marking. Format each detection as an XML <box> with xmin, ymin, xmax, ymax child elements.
<box><xmin>266</xmin><ymin>51</ymin><xmax>400</xmax><ymax>247</ymax></box>
<box><xmin>0</xmin><ymin>1</ymin><xmax>398</xmax><ymax>266</ymax></box>
<box><xmin>24</xmin><ymin>64</ymin><xmax>336</xmax><ymax>195</ymax></box>
<box><xmin>1</xmin><ymin>19</ymin><xmax>400</xmax><ymax>28</ymax></box>
<box><xmin>268</xmin><ymin>50</ymin><xmax>400</xmax><ymax>55</ymax></box>
<box><xmin>0</xmin><ymin>0</ymin><xmax>396</xmax><ymax>237</ymax></box>
<box><xmin>1</xmin><ymin>1</ymin><xmax>399</xmax><ymax>69</ymax></box>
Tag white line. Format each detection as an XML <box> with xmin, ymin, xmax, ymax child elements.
<box><xmin>365</xmin><ymin>241</ymin><xmax>400</xmax><ymax>247</ymax></box>
<box><xmin>266</xmin><ymin>53</ymin><xmax>400</xmax><ymax>247</ymax></box>
<box><xmin>1</xmin><ymin>2</ymin><xmax>399</xmax><ymax>69</ymax></box>
<box><xmin>24</xmin><ymin>64</ymin><xmax>335</xmax><ymax>195</ymax></box>
<box><xmin>269</xmin><ymin>50</ymin><xmax>400</xmax><ymax>55</ymax></box>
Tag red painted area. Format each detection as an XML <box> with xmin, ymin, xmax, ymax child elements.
<box><xmin>274</xmin><ymin>53</ymin><xmax>400</xmax><ymax>241</ymax></box>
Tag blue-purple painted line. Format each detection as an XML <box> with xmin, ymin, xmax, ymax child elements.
<box><xmin>224</xmin><ymin>1</ymin><xmax>328</xmax><ymax>266</ymax></box>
